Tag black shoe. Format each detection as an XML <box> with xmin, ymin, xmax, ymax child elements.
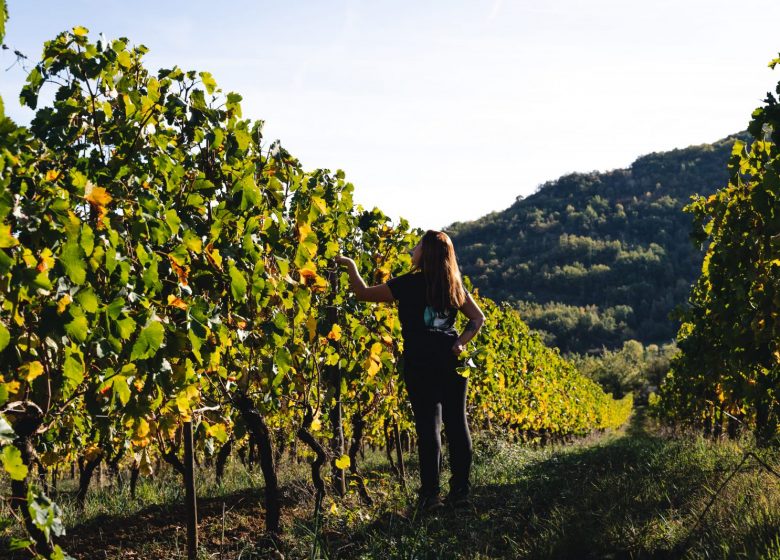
<box><xmin>446</xmin><ymin>488</ymin><xmax>471</xmax><ymax>508</ymax></box>
<box><xmin>417</xmin><ymin>494</ymin><xmax>445</xmax><ymax>514</ymax></box>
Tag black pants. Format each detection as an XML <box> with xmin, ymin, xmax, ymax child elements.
<box><xmin>404</xmin><ymin>358</ymin><xmax>473</xmax><ymax>498</ymax></box>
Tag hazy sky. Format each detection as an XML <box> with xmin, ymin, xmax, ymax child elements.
<box><xmin>2</xmin><ymin>0</ymin><xmax>780</xmax><ymax>229</ymax></box>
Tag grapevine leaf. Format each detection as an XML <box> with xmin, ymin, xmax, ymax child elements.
<box><xmin>0</xmin><ymin>322</ymin><xmax>8</xmax><ymax>352</ymax></box>
<box><xmin>76</xmin><ymin>289</ymin><xmax>99</xmax><ymax>313</ymax></box>
<box><xmin>113</xmin><ymin>376</ymin><xmax>131</xmax><ymax>406</ymax></box>
<box><xmin>116</xmin><ymin>316</ymin><xmax>136</xmax><ymax>340</ymax></box>
<box><xmin>199</xmin><ymin>71</ymin><xmax>217</xmax><ymax>94</ymax></box>
<box><xmin>229</xmin><ymin>264</ymin><xmax>247</xmax><ymax>301</ymax></box>
<box><xmin>274</xmin><ymin>347</ymin><xmax>292</xmax><ymax>377</ymax></box>
<box><xmin>0</xmin><ymin>415</ymin><xmax>15</xmax><ymax>445</ymax></box>
<box><xmin>21</xmin><ymin>361</ymin><xmax>44</xmax><ymax>382</ymax></box>
<box><xmin>1</xmin><ymin>446</ymin><xmax>28</xmax><ymax>481</ymax></box>
<box><xmin>335</xmin><ymin>455</ymin><xmax>350</xmax><ymax>470</ymax></box>
<box><xmin>60</xmin><ymin>243</ymin><xmax>87</xmax><ymax>285</ymax></box>
<box><xmin>63</xmin><ymin>354</ymin><xmax>84</xmax><ymax>391</ymax></box>
<box><xmin>65</xmin><ymin>316</ymin><xmax>89</xmax><ymax>343</ymax></box>
<box><xmin>131</xmin><ymin>321</ymin><xmax>165</xmax><ymax>360</ymax></box>
<box><xmin>0</xmin><ymin>223</ymin><xmax>17</xmax><ymax>248</ymax></box>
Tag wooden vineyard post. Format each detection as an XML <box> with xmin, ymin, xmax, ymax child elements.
<box><xmin>183</xmin><ymin>421</ymin><xmax>198</xmax><ymax>560</ymax></box>
<box><xmin>327</xmin><ymin>268</ymin><xmax>347</xmax><ymax>496</ymax></box>
<box><xmin>392</xmin><ymin>419</ymin><xmax>406</xmax><ymax>487</ymax></box>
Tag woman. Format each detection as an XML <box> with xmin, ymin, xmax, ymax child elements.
<box><xmin>336</xmin><ymin>230</ymin><xmax>486</xmax><ymax>512</ymax></box>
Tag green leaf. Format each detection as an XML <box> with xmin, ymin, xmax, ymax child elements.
<box><xmin>131</xmin><ymin>321</ymin><xmax>165</xmax><ymax>360</ymax></box>
<box><xmin>76</xmin><ymin>289</ymin><xmax>99</xmax><ymax>314</ymax></box>
<box><xmin>113</xmin><ymin>376</ymin><xmax>131</xmax><ymax>406</ymax></box>
<box><xmin>207</xmin><ymin>423</ymin><xmax>228</xmax><ymax>444</ymax></box>
<box><xmin>229</xmin><ymin>264</ymin><xmax>247</xmax><ymax>301</ymax></box>
<box><xmin>234</xmin><ymin>130</ymin><xmax>251</xmax><ymax>152</ymax></box>
<box><xmin>274</xmin><ymin>347</ymin><xmax>292</xmax><ymax>377</ymax></box>
<box><xmin>142</xmin><ymin>256</ymin><xmax>160</xmax><ymax>293</ymax></box>
<box><xmin>60</xmin><ymin>243</ymin><xmax>87</xmax><ymax>285</ymax></box>
<box><xmin>28</xmin><ymin>490</ymin><xmax>66</xmax><ymax>540</ymax></box>
<box><xmin>63</xmin><ymin>354</ymin><xmax>84</xmax><ymax>390</ymax></box>
<box><xmin>80</xmin><ymin>225</ymin><xmax>95</xmax><ymax>256</ymax></box>
<box><xmin>1</xmin><ymin>446</ymin><xmax>28</xmax><ymax>481</ymax></box>
<box><xmin>0</xmin><ymin>322</ymin><xmax>8</xmax><ymax>352</ymax></box>
<box><xmin>50</xmin><ymin>544</ymin><xmax>76</xmax><ymax>560</ymax></box>
<box><xmin>0</xmin><ymin>0</ymin><xmax>6</xmax><ymax>44</ymax></box>
<box><xmin>164</xmin><ymin>209</ymin><xmax>181</xmax><ymax>235</ymax></box>
<box><xmin>272</xmin><ymin>311</ymin><xmax>287</xmax><ymax>331</ymax></box>
<box><xmin>199</xmin><ymin>71</ymin><xmax>217</xmax><ymax>94</ymax></box>
<box><xmin>65</xmin><ymin>315</ymin><xmax>89</xmax><ymax>342</ymax></box>
<box><xmin>116</xmin><ymin>50</ymin><xmax>132</xmax><ymax>69</ymax></box>
<box><xmin>72</xmin><ymin>25</ymin><xmax>89</xmax><ymax>37</ymax></box>
<box><xmin>106</xmin><ymin>297</ymin><xmax>124</xmax><ymax>320</ymax></box>
<box><xmin>0</xmin><ymin>415</ymin><xmax>15</xmax><ymax>445</ymax></box>
<box><xmin>188</xmin><ymin>328</ymin><xmax>203</xmax><ymax>363</ymax></box>
<box><xmin>116</xmin><ymin>316</ymin><xmax>136</xmax><ymax>340</ymax></box>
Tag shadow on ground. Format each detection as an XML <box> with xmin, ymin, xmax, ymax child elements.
<box><xmin>15</xmin><ymin>410</ymin><xmax>780</xmax><ymax>559</ymax></box>
<box><xmin>333</xmin><ymin>410</ymin><xmax>780</xmax><ymax>560</ymax></box>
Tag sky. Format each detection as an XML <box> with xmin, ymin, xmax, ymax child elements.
<box><xmin>2</xmin><ymin>0</ymin><xmax>780</xmax><ymax>229</ymax></box>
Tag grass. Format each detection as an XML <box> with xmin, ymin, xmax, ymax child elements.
<box><xmin>6</xmin><ymin>409</ymin><xmax>780</xmax><ymax>559</ymax></box>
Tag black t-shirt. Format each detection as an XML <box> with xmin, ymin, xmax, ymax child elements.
<box><xmin>387</xmin><ymin>272</ymin><xmax>461</xmax><ymax>365</ymax></box>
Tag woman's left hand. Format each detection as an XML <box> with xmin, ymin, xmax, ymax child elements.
<box><xmin>452</xmin><ymin>342</ymin><xmax>465</xmax><ymax>356</ymax></box>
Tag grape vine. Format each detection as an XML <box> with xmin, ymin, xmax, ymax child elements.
<box><xmin>0</xmin><ymin>26</ymin><xmax>632</xmax><ymax>558</ymax></box>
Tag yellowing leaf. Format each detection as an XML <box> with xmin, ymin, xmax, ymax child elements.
<box><xmin>45</xmin><ymin>169</ymin><xmax>61</xmax><ymax>181</ymax></box>
<box><xmin>57</xmin><ymin>294</ymin><xmax>72</xmax><ymax>314</ymax></box>
<box><xmin>206</xmin><ymin>423</ymin><xmax>228</xmax><ymax>444</ymax></box>
<box><xmin>134</xmin><ymin>419</ymin><xmax>150</xmax><ymax>439</ymax></box>
<box><xmin>84</xmin><ymin>183</ymin><xmax>112</xmax><ymax>228</ymax></box>
<box><xmin>306</xmin><ymin>315</ymin><xmax>317</xmax><ymax>342</ymax></box>
<box><xmin>40</xmin><ymin>450</ymin><xmax>60</xmax><ymax>467</ymax></box>
<box><xmin>327</xmin><ymin>324</ymin><xmax>342</xmax><ymax>342</ymax></box>
<box><xmin>169</xmin><ymin>257</ymin><xmax>190</xmax><ymax>286</ymax></box>
<box><xmin>72</xmin><ymin>26</ymin><xmax>89</xmax><ymax>37</ymax></box>
<box><xmin>85</xmin><ymin>184</ymin><xmax>112</xmax><ymax>207</ymax></box>
<box><xmin>205</xmin><ymin>243</ymin><xmax>223</xmax><ymax>270</ymax></box>
<box><xmin>138</xmin><ymin>449</ymin><xmax>154</xmax><ymax>476</ymax></box>
<box><xmin>0</xmin><ymin>224</ymin><xmax>18</xmax><ymax>249</ymax></box>
<box><xmin>167</xmin><ymin>294</ymin><xmax>188</xmax><ymax>310</ymax></box>
<box><xmin>21</xmin><ymin>361</ymin><xmax>44</xmax><ymax>382</ymax></box>
<box><xmin>335</xmin><ymin>455</ymin><xmax>350</xmax><ymax>470</ymax></box>
<box><xmin>297</xmin><ymin>222</ymin><xmax>312</xmax><ymax>243</ymax></box>
<box><xmin>83</xmin><ymin>444</ymin><xmax>101</xmax><ymax>462</ymax></box>
<box><xmin>37</xmin><ymin>248</ymin><xmax>55</xmax><ymax>273</ymax></box>
<box><xmin>310</xmin><ymin>418</ymin><xmax>321</xmax><ymax>432</ymax></box>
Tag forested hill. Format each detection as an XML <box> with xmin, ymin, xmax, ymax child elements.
<box><xmin>448</xmin><ymin>134</ymin><xmax>745</xmax><ymax>354</ymax></box>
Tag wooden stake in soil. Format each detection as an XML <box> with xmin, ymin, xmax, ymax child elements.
<box><xmin>183</xmin><ymin>420</ymin><xmax>198</xmax><ymax>560</ymax></box>
<box><xmin>392</xmin><ymin>419</ymin><xmax>406</xmax><ymax>487</ymax></box>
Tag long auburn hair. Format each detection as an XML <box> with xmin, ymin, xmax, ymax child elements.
<box><xmin>414</xmin><ymin>230</ymin><xmax>466</xmax><ymax>311</ymax></box>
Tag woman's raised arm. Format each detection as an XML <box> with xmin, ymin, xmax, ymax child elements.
<box><xmin>335</xmin><ymin>256</ymin><xmax>395</xmax><ymax>303</ymax></box>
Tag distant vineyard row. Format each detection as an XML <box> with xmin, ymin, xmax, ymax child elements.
<box><xmin>653</xmin><ymin>57</ymin><xmax>780</xmax><ymax>446</ymax></box>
